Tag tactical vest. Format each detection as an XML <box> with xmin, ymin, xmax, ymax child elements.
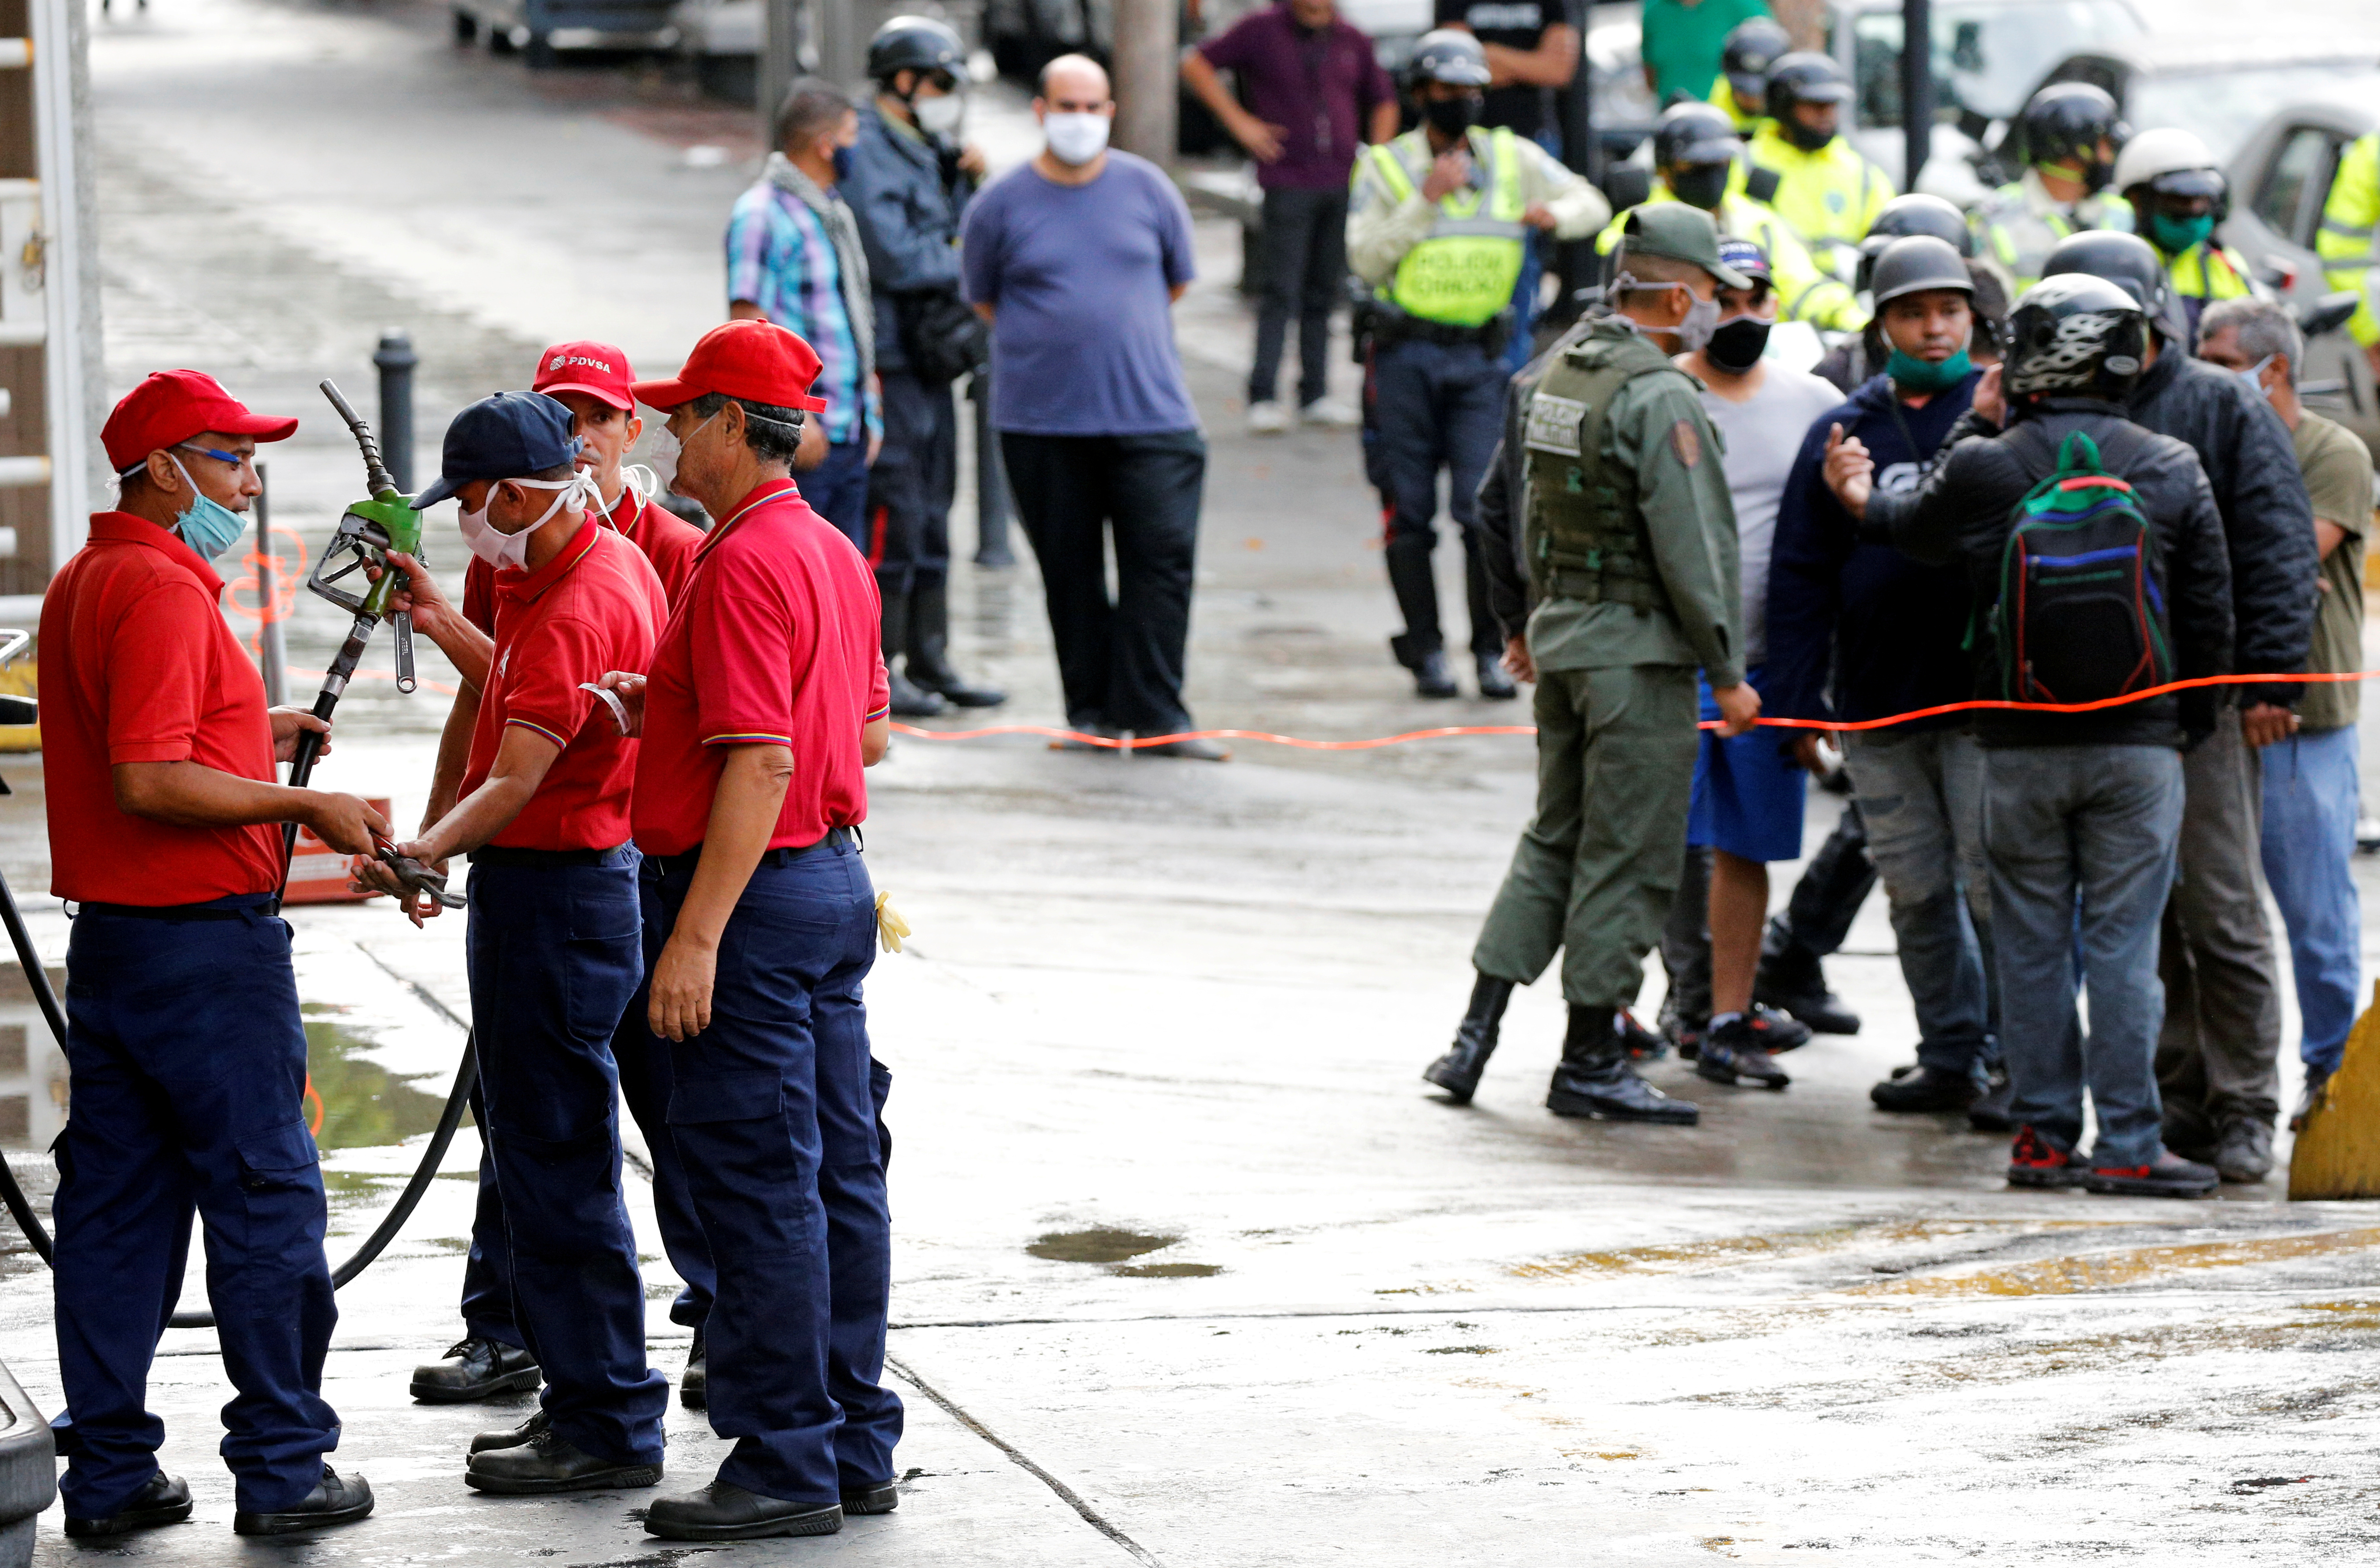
<box><xmin>1368</xmin><ymin>129</ymin><xmax>1528</xmax><ymax>327</ymax></box>
<box><xmin>1521</xmin><ymin>328</ymin><xmax>1685</xmax><ymax>612</ymax></box>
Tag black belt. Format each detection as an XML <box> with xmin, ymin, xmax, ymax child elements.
<box><xmin>76</xmin><ymin>893</ymin><xmax>276</xmax><ymax>923</ymax></box>
<box><xmin>471</xmin><ymin>843</ymin><xmax>632</xmax><ymax>869</ymax></box>
<box><xmin>1373</xmin><ymin>308</ymin><xmax>1512</xmax><ymax>349</ymax></box>
<box><xmin>642</xmin><ymin>825</ymin><xmax>857</xmax><ymax>881</ymax></box>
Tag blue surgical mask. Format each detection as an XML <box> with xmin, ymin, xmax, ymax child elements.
<box><xmin>830</xmin><ymin>144</ymin><xmax>853</xmax><ymax>184</ymax></box>
<box><xmin>2232</xmin><ymin>352</ymin><xmax>2275</xmax><ymax>402</ymax></box>
<box><xmin>168</xmin><ymin>456</ymin><xmax>247</xmax><ymax>563</ymax></box>
<box><xmin>2148</xmin><ymin>210</ymin><xmax>2213</xmax><ymax>255</ymax></box>
<box><xmin>1886</xmin><ymin>346</ymin><xmax>1974</xmax><ymax>394</ymax></box>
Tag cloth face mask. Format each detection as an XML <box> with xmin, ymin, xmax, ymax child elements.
<box><xmin>167</xmin><ymin>455</ymin><xmax>247</xmax><ymax>563</ymax></box>
<box><xmin>1044</xmin><ymin>113</ymin><xmax>1110</xmax><ymax>166</ymax></box>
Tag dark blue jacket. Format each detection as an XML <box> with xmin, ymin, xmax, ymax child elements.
<box><xmin>843</xmin><ymin>106</ymin><xmax>969</xmax><ymax>375</ymax></box>
<box><xmin>1765</xmin><ymin>370</ymin><xmax>1980</xmax><ymax>730</ymax></box>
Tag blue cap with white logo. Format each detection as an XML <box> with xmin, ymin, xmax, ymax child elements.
<box><xmin>412</xmin><ymin>391</ymin><xmax>584</xmax><ymax>510</ymax></box>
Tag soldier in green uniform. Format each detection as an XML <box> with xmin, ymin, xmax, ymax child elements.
<box><xmin>1424</xmin><ymin>204</ymin><xmax>1761</xmax><ymax>1124</ymax></box>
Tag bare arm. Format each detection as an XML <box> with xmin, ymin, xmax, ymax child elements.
<box><xmin>409</xmin><ymin>722</ymin><xmax>562</xmax><ymax>864</ymax></box>
<box><xmin>863</xmin><ymin>715</ymin><xmax>890</xmax><ymax>766</ymax></box>
<box><xmin>1181</xmin><ymin>52</ymin><xmax>1284</xmax><ymax>162</ymax></box>
<box><xmin>379</xmin><ymin>552</ymin><xmax>493</xmax><ymax>690</ymax></box>
<box><xmin>647</xmin><ymin>744</ymin><xmax>796</xmax><ymax>1041</ymax></box>
<box><xmin>2316</xmin><ymin>519</ymin><xmax>2351</xmax><ymax>559</ymax></box>
<box><xmin>424</xmin><ymin>684</ymin><xmax>481</xmax><ymax>835</ymax></box>
<box><xmin>114</xmin><ymin>762</ymin><xmax>385</xmax><ymax>855</ymax></box>
<box><xmin>1482</xmin><ymin>22</ymin><xmax>1578</xmax><ymax>89</ymax></box>
<box><xmin>1369</xmin><ymin>98</ymin><xmax>1400</xmax><ymax>144</ymax></box>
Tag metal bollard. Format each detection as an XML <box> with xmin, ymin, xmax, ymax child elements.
<box><xmin>970</xmin><ymin>372</ymin><xmax>1016</xmax><ymax>567</ymax></box>
<box><xmin>255</xmin><ymin>462</ymin><xmax>289</xmax><ymax>708</ymax></box>
<box><xmin>373</xmin><ymin>330</ymin><xmax>419</xmax><ymax>497</ymax></box>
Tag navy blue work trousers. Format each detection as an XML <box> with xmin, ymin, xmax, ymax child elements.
<box><xmin>646</xmin><ymin>834</ymin><xmax>901</xmax><ymax>1503</ymax></box>
<box><xmin>1366</xmin><ymin>336</ymin><xmax>1507</xmax><ymax>661</ymax></box>
<box><xmin>464</xmin><ymin>849</ymin><xmax>668</xmax><ymax>1466</ymax></box>
<box><xmin>51</xmin><ymin>898</ymin><xmax>338</xmax><ymax>1517</ymax></box>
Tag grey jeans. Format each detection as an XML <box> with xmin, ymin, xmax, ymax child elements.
<box><xmin>1983</xmin><ymin>744</ymin><xmax>2184</xmax><ymax>1166</ymax></box>
<box><xmin>2154</xmin><ymin>715</ymin><xmax>2285</xmax><ymax>1129</ymax></box>
<box><xmin>1842</xmin><ymin>728</ymin><xmax>1994</xmax><ymax>1074</ymax></box>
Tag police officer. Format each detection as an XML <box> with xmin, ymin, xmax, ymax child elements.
<box><xmin>1349</xmin><ymin>28</ymin><xmax>1608</xmax><ymax>700</ymax></box>
<box><xmin>846</xmin><ymin>14</ymin><xmax>1005</xmax><ymax>717</ymax></box>
<box><xmin>1600</xmin><ymin>101</ymin><xmax>1864</xmax><ymax>331</ymax></box>
<box><xmin>2113</xmin><ymin>127</ymin><xmax>2259</xmax><ymax>348</ymax></box>
<box><xmin>1708</xmin><ymin>14</ymin><xmax>1789</xmax><ymax>134</ymax></box>
<box><xmin>1746</xmin><ymin>51</ymin><xmax>1891</xmax><ymax>282</ymax></box>
<box><xmin>2314</xmin><ymin>126</ymin><xmax>2380</xmax><ymax>379</ymax></box>
<box><xmin>1422</xmin><ymin>205</ymin><xmax>1757</xmax><ymax>1122</ymax></box>
<box><xmin>613</xmin><ymin>320</ymin><xmax>901</xmax><ymax>1542</ymax></box>
<box><xmin>40</xmin><ymin>371</ymin><xmax>384</xmax><ymax>1538</ymax></box>
<box><xmin>1970</xmin><ymin>82</ymin><xmax>2130</xmax><ymax>294</ymax></box>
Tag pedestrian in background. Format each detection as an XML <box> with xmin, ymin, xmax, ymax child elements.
<box><xmin>1640</xmin><ymin>0</ymin><xmax>1773</xmax><ymax>107</ymax></box>
<box><xmin>729</xmin><ymin>77</ymin><xmax>881</xmax><ymax>553</ymax></box>
<box><xmin>1182</xmin><ymin>0</ymin><xmax>1396</xmax><ymax>434</ymax></box>
<box><xmin>1349</xmin><ymin>29</ymin><xmax>1606</xmax><ymax>701</ymax></box>
<box><xmin>846</xmin><ymin>16</ymin><xmax>1008</xmax><ymax>717</ymax></box>
<box><xmin>2196</xmin><ymin>297</ymin><xmax>2372</xmax><ymax>1132</ymax></box>
<box><xmin>1426</xmin><ymin>206</ymin><xmax>1755</xmax><ymax>1125</ymax></box>
<box><xmin>1769</xmin><ymin>237</ymin><xmax>1997</xmax><ymax>1116</ymax></box>
<box><xmin>1837</xmin><ymin>274</ymin><xmax>2236</xmax><ymax>1200</ymax></box>
<box><xmin>1660</xmin><ymin>238</ymin><xmax>1838</xmax><ymax>1089</ymax></box>
<box><xmin>961</xmin><ymin>54</ymin><xmax>1225</xmax><ymax>759</ymax></box>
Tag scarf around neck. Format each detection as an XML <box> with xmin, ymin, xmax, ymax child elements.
<box><xmin>764</xmin><ymin>152</ymin><xmax>875</xmax><ymax>381</ymax></box>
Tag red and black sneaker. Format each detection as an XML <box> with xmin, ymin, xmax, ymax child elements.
<box><xmin>2081</xmin><ymin>1150</ymin><xmax>2219</xmax><ymax>1198</ymax></box>
<box><xmin>1617</xmin><ymin>1008</ymin><xmax>1669</xmax><ymax>1061</ymax></box>
<box><xmin>2006</xmin><ymin>1125</ymin><xmax>2080</xmax><ymax>1189</ymax></box>
<box><xmin>1740</xmin><ymin>1003</ymin><xmax>1813</xmax><ymax>1054</ymax></box>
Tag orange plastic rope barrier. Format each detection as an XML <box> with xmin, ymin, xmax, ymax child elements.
<box><xmin>888</xmin><ymin>671</ymin><xmax>2379</xmax><ymax>751</ymax></box>
<box><xmin>225</xmin><ymin>528</ymin><xmax>308</xmax><ymax>659</ymax></box>
<box><xmin>304</xmin><ymin>1077</ymin><xmax>325</xmax><ymax>1138</ymax></box>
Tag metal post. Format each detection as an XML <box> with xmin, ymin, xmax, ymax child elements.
<box><xmin>372</xmin><ymin>331</ymin><xmax>417</xmax><ymax>496</ymax></box>
<box><xmin>1901</xmin><ymin>0</ymin><xmax>1934</xmax><ymax>195</ymax></box>
<box><xmin>763</xmin><ymin>0</ymin><xmax>805</xmax><ymax>135</ymax></box>
<box><xmin>971</xmin><ymin>374</ymin><xmax>1015</xmax><ymax>567</ymax></box>
<box><xmin>255</xmin><ymin>461</ymin><xmax>287</xmax><ymax>708</ymax></box>
<box><xmin>1110</xmin><ymin>0</ymin><xmax>1177</xmax><ymax>166</ymax></box>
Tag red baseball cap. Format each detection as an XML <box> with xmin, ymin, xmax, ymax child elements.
<box><xmin>102</xmin><ymin>370</ymin><xmax>298</xmax><ymax>474</ymax></box>
<box><xmin>532</xmin><ymin>339</ymin><xmax>637</xmax><ymax>411</ymax></box>
<box><xmin>631</xmin><ymin>319</ymin><xmax>828</xmax><ymax>414</ymax></box>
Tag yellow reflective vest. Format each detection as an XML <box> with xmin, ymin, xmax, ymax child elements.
<box><xmin>1360</xmin><ymin>128</ymin><xmax>1528</xmax><ymax>328</ymax></box>
<box><xmin>1745</xmin><ymin>123</ymin><xmax>1893</xmax><ymax>281</ymax></box>
<box><xmin>2317</xmin><ymin>131</ymin><xmax>2379</xmax><ymax>348</ymax></box>
<box><xmin>1596</xmin><ymin>182</ymin><xmax>1866</xmax><ymax>332</ymax></box>
<box><xmin>2161</xmin><ymin>238</ymin><xmax>2259</xmax><ymax>348</ymax></box>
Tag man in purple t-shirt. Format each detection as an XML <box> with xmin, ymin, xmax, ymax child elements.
<box><xmin>1183</xmin><ymin>0</ymin><xmax>1397</xmax><ymax>434</ymax></box>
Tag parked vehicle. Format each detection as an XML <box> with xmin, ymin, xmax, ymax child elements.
<box><xmin>2030</xmin><ymin>36</ymin><xmax>2380</xmax><ymax>168</ymax></box>
<box><xmin>452</xmin><ymin>0</ymin><xmax>678</xmax><ymax>66</ymax></box>
<box><xmin>2224</xmin><ymin>91</ymin><xmax>2380</xmax><ymax>453</ymax></box>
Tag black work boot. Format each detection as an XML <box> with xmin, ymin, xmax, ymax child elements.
<box><xmin>906</xmin><ymin>580</ymin><xmax>1006</xmax><ymax>707</ymax></box>
<box><xmin>680</xmin><ymin>1327</ymin><xmax>707</xmax><ymax>1410</ymax></box>
<box><xmin>1694</xmin><ymin>1014</ymin><xmax>1791</xmax><ymax>1089</ymax></box>
<box><xmin>64</xmin><ymin>1471</ymin><xmax>193</xmax><ymax>1539</ymax></box>
<box><xmin>1752</xmin><ymin>940</ymin><xmax>1861</xmax><ymax>1035</ymax></box>
<box><xmin>646</xmin><ymin>1481</ymin><xmax>843</xmax><ymax>1541</ymax></box>
<box><xmin>1474</xmin><ymin>651</ymin><xmax>1517</xmax><ymax>701</ymax></box>
<box><xmin>232</xmin><ymin>1465</ymin><xmax>375</xmax><ymax>1536</ymax></box>
<box><xmin>1546</xmin><ymin>1004</ymin><xmax>1699</xmax><ymax>1124</ymax></box>
<box><xmin>1870</xmin><ymin>1063</ymin><xmax>1983</xmax><ymax>1112</ymax></box>
<box><xmin>1423</xmin><ymin>974</ymin><xmax>1513</xmax><ymax>1103</ymax></box>
<box><xmin>842</xmin><ymin>1478</ymin><xmax>901</xmax><ymax>1514</ymax></box>
<box><xmin>472</xmin><ymin>1408</ymin><xmax>551</xmax><ymax>1454</ymax></box>
<box><xmin>465</xmin><ymin>1430</ymin><xmax>664</xmax><ymax>1495</ymax></box>
<box><xmin>410</xmin><ymin>1336</ymin><xmax>541</xmax><ymax>1403</ymax></box>
<box><xmin>879</xmin><ymin>594</ymin><xmax>946</xmax><ymax>718</ymax></box>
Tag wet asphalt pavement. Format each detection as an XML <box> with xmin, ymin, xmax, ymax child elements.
<box><xmin>0</xmin><ymin>0</ymin><xmax>2374</xmax><ymax>1560</ymax></box>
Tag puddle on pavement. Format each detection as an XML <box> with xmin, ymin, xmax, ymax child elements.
<box><xmin>1027</xmin><ymin>1228</ymin><xmax>1222</xmax><ymax>1278</ymax></box>
<box><xmin>301</xmin><ymin>1005</ymin><xmax>449</xmax><ymax>1152</ymax></box>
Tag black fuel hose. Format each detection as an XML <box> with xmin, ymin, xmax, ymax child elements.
<box><xmin>0</xmin><ymin>865</ymin><xmax>479</xmax><ymax>1328</ymax></box>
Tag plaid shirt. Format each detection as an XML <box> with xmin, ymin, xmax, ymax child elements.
<box><xmin>725</xmin><ymin>182</ymin><xmax>881</xmax><ymax>444</ymax></box>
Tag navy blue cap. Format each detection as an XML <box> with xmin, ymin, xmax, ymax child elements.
<box><xmin>411</xmin><ymin>391</ymin><xmax>584</xmax><ymax>510</ymax></box>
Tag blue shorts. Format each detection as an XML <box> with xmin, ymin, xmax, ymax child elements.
<box><xmin>1688</xmin><ymin>667</ymin><xmax>1806</xmax><ymax>862</ymax></box>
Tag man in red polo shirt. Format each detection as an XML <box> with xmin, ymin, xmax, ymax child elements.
<box><xmin>385</xmin><ymin>343</ymin><xmax>718</xmax><ymax>1414</ymax></box>
<box><xmin>597</xmin><ymin>320</ymin><xmax>896</xmax><ymax>1542</ymax></box>
<box><xmin>40</xmin><ymin>370</ymin><xmax>384</xmax><ymax>1539</ymax></box>
<box><xmin>352</xmin><ymin>391</ymin><xmax>673</xmax><ymax>1495</ymax></box>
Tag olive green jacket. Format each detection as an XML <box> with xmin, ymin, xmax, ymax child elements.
<box><xmin>1477</xmin><ymin>315</ymin><xmax>1742</xmax><ymax>685</ymax></box>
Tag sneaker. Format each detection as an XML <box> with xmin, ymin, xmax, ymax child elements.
<box><xmin>1692</xmin><ymin>1015</ymin><xmax>1790</xmax><ymax>1089</ymax></box>
<box><xmin>1475</xmin><ymin>652</ymin><xmax>1517</xmax><ymax>701</ymax></box>
<box><xmin>1247</xmin><ymin>399</ymin><xmax>1290</xmax><ymax>435</ymax></box>
<box><xmin>1298</xmin><ymin>397</ymin><xmax>1361</xmax><ymax>429</ymax></box>
<box><xmin>2007</xmin><ymin>1125</ymin><xmax>2080</xmax><ymax>1189</ymax></box>
<box><xmin>1617</xmin><ymin>1008</ymin><xmax>1667</xmax><ymax>1061</ymax></box>
<box><xmin>1738</xmin><ymin>1003</ymin><xmax>1812</xmax><ymax>1054</ymax></box>
<box><xmin>2081</xmin><ymin>1149</ymin><xmax>2220</xmax><ymax>1198</ymax></box>
<box><xmin>1869</xmin><ymin>1063</ymin><xmax>1982</xmax><ymax>1113</ymax></box>
<box><xmin>2213</xmin><ymin>1117</ymin><xmax>2275</xmax><ymax>1184</ymax></box>
<box><xmin>1411</xmin><ymin>649</ymin><xmax>1459</xmax><ymax>699</ymax></box>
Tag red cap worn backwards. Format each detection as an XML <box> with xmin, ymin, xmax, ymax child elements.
<box><xmin>101</xmin><ymin>370</ymin><xmax>298</xmax><ymax>474</ymax></box>
<box><xmin>630</xmin><ymin>319</ymin><xmax>828</xmax><ymax>414</ymax></box>
<box><xmin>533</xmin><ymin>339</ymin><xmax>637</xmax><ymax>411</ymax></box>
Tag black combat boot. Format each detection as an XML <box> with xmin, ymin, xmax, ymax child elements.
<box><xmin>1546</xmin><ymin>1004</ymin><xmax>1699</xmax><ymax>1124</ymax></box>
<box><xmin>1423</xmin><ymin>974</ymin><xmax>1513</xmax><ymax>1103</ymax></box>
<box><xmin>906</xmin><ymin>580</ymin><xmax>1006</xmax><ymax>707</ymax></box>
<box><xmin>879</xmin><ymin>594</ymin><xmax>946</xmax><ymax>718</ymax></box>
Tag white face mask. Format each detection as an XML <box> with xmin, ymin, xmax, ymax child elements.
<box><xmin>1044</xmin><ymin>111</ymin><xmax>1110</xmax><ymax>166</ymax></box>
<box><xmin>461</xmin><ymin>471</ymin><xmax>599</xmax><ymax>570</ymax></box>
<box><xmin>916</xmin><ymin>91</ymin><xmax>965</xmax><ymax>137</ymax></box>
<box><xmin>655</xmin><ymin>410</ymin><xmax>721</xmax><ymax>498</ymax></box>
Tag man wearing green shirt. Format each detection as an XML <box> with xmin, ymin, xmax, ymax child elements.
<box><xmin>1641</xmin><ymin>0</ymin><xmax>1773</xmax><ymax>107</ymax></box>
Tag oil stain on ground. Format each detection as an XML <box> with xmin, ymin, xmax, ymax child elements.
<box><xmin>1028</xmin><ymin>1228</ymin><xmax>1221</xmax><ymax>1278</ymax></box>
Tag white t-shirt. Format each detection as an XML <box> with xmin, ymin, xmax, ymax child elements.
<box><xmin>1697</xmin><ymin>364</ymin><xmax>1842</xmax><ymax>668</ymax></box>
